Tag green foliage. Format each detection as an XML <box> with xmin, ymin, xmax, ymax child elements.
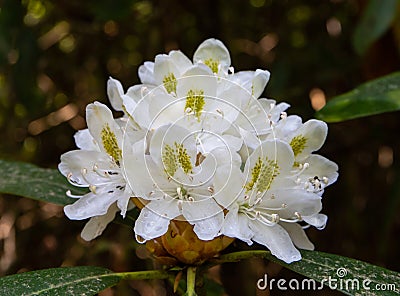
<box><xmin>0</xmin><ymin>266</ymin><xmax>120</xmax><ymax>296</ymax></box>
<box><xmin>217</xmin><ymin>250</ymin><xmax>400</xmax><ymax>295</ymax></box>
<box><xmin>352</xmin><ymin>0</ymin><xmax>399</xmax><ymax>55</ymax></box>
<box><xmin>0</xmin><ymin>159</ymin><xmax>87</xmax><ymax>205</ymax></box>
<box><xmin>316</xmin><ymin>72</ymin><xmax>400</xmax><ymax>122</ymax></box>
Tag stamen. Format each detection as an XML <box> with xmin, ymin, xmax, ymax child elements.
<box><xmin>66</xmin><ymin>190</ymin><xmax>83</xmax><ymax>198</ymax></box>
<box><xmin>207</xmin><ymin>186</ymin><xmax>214</xmax><ymax>194</ymax></box>
<box><xmin>280</xmin><ymin>112</ymin><xmax>287</xmax><ymax>120</ymax></box>
<box><xmin>216</xmin><ymin>109</ymin><xmax>224</xmax><ymax>117</ymax></box>
<box><xmin>66</xmin><ymin>173</ymin><xmax>88</xmax><ymax>187</ymax></box>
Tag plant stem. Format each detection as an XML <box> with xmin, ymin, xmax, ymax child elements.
<box><xmin>116</xmin><ymin>270</ymin><xmax>170</xmax><ymax>280</ymax></box>
<box><xmin>186</xmin><ymin>266</ymin><xmax>197</xmax><ymax>296</ymax></box>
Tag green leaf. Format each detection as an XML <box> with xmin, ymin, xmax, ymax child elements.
<box><xmin>352</xmin><ymin>0</ymin><xmax>399</xmax><ymax>55</ymax></box>
<box><xmin>0</xmin><ymin>267</ymin><xmax>171</xmax><ymax>295</ymax></box>
<box><xmin>0</xmin><ymin>266</ymin><xmax>121</xmax><ymax>296</ymax></box>
<box><xmin>0</xmin><ymin>159</ymin><xmax>87</xmax><ymax>205</ymax></box>
<box><xmin>215</xmin><ymin>250</ymin><xmax>400</xmax><ymax>295</ymax></box>
<box><xmin>315</xmin><ymin>72</ymin><xmax>400</xmax><ymax>122</ymax></box>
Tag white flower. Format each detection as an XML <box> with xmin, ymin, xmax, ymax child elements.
<box><xmin>59</xmin><ymin>102</ymin><xmax>133</xmax><ymax>241</ymax></box>
<box><xmin>124</xmin><ymin>124</ymin><xmax>224</xmax><ymax>242</ymax></box>
<box><xmin>214</xmin><ymin>140</ymin><xmax>327</xmax><ymax>263</ymax></box>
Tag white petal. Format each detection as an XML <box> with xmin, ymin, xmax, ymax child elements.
<box><xmin>222</xmin><ymin>207</ymin><xmax>253</xmax><ymax>245</ymax></box>
<box><xmin>259</xmin><ymin>188</ymin><xmax>322</xmax><ymax>218</ymax></box>
<box><xmin>300</xmin><ymin>154</ymin><xmax>339</xmax><ymax>187</ymax></box>
<box><xmin>64</xmin><ymin>189</ymin><xmax>120</xmax><ymax>220</ymax></box>
<box><xmin>80</xmin><ymin>203</ymin><xmax>119</xmax><ymax>241</ymax></box>
<box><xmin>176</xmin><ymin>64</ymin><xmax>217</xmax><ymax>101</ymax></box>
<box><xmin>182</xmin><ymin>198</ymin><xmax>224</xmax><ymax>240</ymax></box>
<box><xmin>281</xmin><ymin>222</ymin><xmax>314</xmax><ymax>250</ymax></box>
<box><xmin>86</xmin><ymin>102</ymin><xmax>123</xmax><ymax>162</ymax></box>
<box><xmin>117</xmin><ymin>187</ymin><xmax>133</xmax><ymax>218</ymax></box>
<box><xmin>73</xmin><ymin>129</ymin><xmax>98</xmax><ymax>151</ymax></box>
<box><xmin>303</xmin><ymin>213</ymin><xmax>328</xmax><ymax>230</ymax></box>
<box><xmin>58</xmin><ymin>150</ymin><xmax>116</xmax><ymax>185</ymax></box>
<box><xmin>138</xmin><ymin>61</ymin><xmax>155</xmax><ymax>84</ymax></box>
<box><xmin>169</xmin><ymin>50</ymin><xmax>192</xmax><ymax>72</ymax></box>
<box><xmin>244</xmin><ymin>140</ymin><xmax>294</xmax><ymax>180</ymax></box>
<box><xmin>252</xmin><ymin>69</ymin><xmax>270</xmax><ymax>99</ymax></box>
<box><xmin>251</xmin><ymin>220</ymin><xmax>301</xmax><ymax>263</ymax></box>
<box><xmin>134</xmin><ymin>202</ymin><xmax>178</xmax><ymax>241</ymax></box>
<box><xmin>290</xmin><ymin>119</ymin><xmax>327</xmax><ymax>161</ymax></box>
<box><xmin>193</xmin><ymin>38</ymin><xmax>231</xmax><ymax>74</ymax></box>
<box><xmin>123</xmin><ymin>151</ymin><xmax>162</xmax><ymax>199</ymax></box>
<box><xmin>273</xmin><ymin>115</ymin><xmax>302</xmax><ymax>139</ymax></box>
<box><xmin>107</xmin><ymin>77</ymin><xmax>124</xmax><ymax>111</ymax></box>
<box><xmin>214</xmin><ymin>165</ymin><xmax>246</xmax><ymax>209</ymax></box>
<box><xmin>154</xmin><ymin>54</ymin><xmax>180</xmax><ymax>88</ymax></box>
<box><xmin>149</xmin><ymin>124</ymin><xmax>197</xmax><ymax>168</ymax></box>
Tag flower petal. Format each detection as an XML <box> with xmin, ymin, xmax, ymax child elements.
<box><xmin>214</xmin><ymin>165</ymin><xmax>246</xmax><ymax>209</ymax></box>
<box><xmin>182</xmin><ymin>198</ymin><xmax>224</xmax><ymax>240</ymax></box>
<box><xmin>281</xmin><ymin>222</ymin><xmax>314</xmax><ymax>250</ymax></box>
<box><xmin>58</xmin><ymin>150</ymin><xmax>116</xmax><ymax>185</ymax></box>
<box><xmin>252</xmin><ymin>69</ymin><xmax>271</xmax><ymax>99</ymax></box>
<box><xmin>251</xmin><ymin>220</ymin><xmax>301</xmax><ymax>263</ymax></box>
<box><xmin>107</xmin><ymin>77</ymin><xmax>124</xmax><ymax>111</ymax></box>
<box><xmin>288</xmin><ymin>119</ymin><xmax>328</xmax><ymax>161</ymax></box>
<box><xmin>222</xmin><ymin>207</ymin><xmax>254</xmax><ymax>245</ymax></box>
<box><xmin>134</xmin><ymin>200</ymin><xmax>180</xmax><ymax>241</ymax></box>
<box><xmin>80</xmin><ymin>203</ymin><xmax>119</xmax><ymax>241</ymax></box>
<box><xmin>303</xmin><ymin>213</ymin><xmax>328</xmax><ymax>230</ymax></box>
<box><xmin>149</xmin><ymin>124</ymin><xmax>197</xmax><ymax>170</ymax></box>
<box><xmin>138</xmin><ymin>61</ymin><xmax>155</xmax><ymax>84</ymax></box>
<box><xmin>86</xmin><ymin>102</ymin><xmax>123</xmax><ymax>163</ymax></box>
<box><xmin>73</xmin><ymin>129</ymin><xmax>98</xmax><ymax>151</ymax></box>
<box><xmin>64</xmin><ymin>188</ymin><xmax>120</xmax><ymax>220</ymax></box>
<box><xmin>193</xmin><ymin>38</ymin><xmax>231</xmax><ymax>74</ymax></box>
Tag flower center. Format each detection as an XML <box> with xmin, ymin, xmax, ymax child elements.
<box><xmin>204</xmin><ymin>58</ymin><xmax>219</xmax><ymax>73</ymax></box>
<box><xmin>101</xmin><ymin>124</ymin><xmax>122</xmax><ymax>165</ymax></box>
<box><xmin>290</xmin><ymin>135</ymin><xmax>307</xmax><ymax>157</ymax></box>
<box><xmin>162</xmin><ymin>142</ymin><xmax>193</xmax><ymax>177</ymax></box>
<box><xmin>244</xmin><ymin>156</ymin><xmax>279</xmax><ymax>193</ymax></box>
<box><xmin>185</xmin><ymin>89</ymin><xmax>205</xmax><ymax>120</ymax></box>
<box><xmin>162</xmin><ymin>72</ymin><xmax>177</xmax><ymax>94</ymax></box>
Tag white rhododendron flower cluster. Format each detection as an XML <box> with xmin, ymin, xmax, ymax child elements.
<box><xmin>59</xmin><ymin>39</ymin><xmax>338</xmax><ymax>263</ymax></box>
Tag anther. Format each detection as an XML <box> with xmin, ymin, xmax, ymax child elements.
<box><xmin>280</xmin><ymin>112</ymin><xmax>287</xmax><ymax>119</ymax></box>
<box><xmin>271</xmin><ymin>213</ymin><xmax>280</xmax><ymax>223</ymax></box>
<box><xmin>89</xmin><ymin>185</ymin><xmax>97</xmax><ymax>193</ymax></box>
<box><xmin>207</xmin><ymin>186</ymin><xmax>214</xmax><ymax>194</ymax></box>
<box><xmin>322</xmin><ymin>177</ymin><xmax>329</xmax><ymax>184</ymax></box>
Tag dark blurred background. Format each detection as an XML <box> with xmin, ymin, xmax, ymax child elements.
<box><xmin>0</xmin><ymin>0</ymin><xmax>399</xmax><ymax>295</ymax></box>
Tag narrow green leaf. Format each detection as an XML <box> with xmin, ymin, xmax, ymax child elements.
<box><xmin>352</xmin><ymin>0</ymin><xmax>399</xmax><ymax>55</ymax></box>
<box><xmin>0</xmin><ymin>266</ymin><xmax>121</xmax><ymax>296</ymax></box>
<box><xmin>0</xmin><ymin>267</ymin><xmax>170</xmax><ymax>296</ymax></box>
<box><xmin>315</xmin><ymin>72</ymin><xmax>400</xmax><ymax>122</ymax></box>
<box><xmin>215</xmin><ymin>250</ymin><xmax>400</xmax><ymax>295</ymax></box>
<box><xmin>0</xmin><ymin>159</ymin><xmax>87</xmax><ymax>205</ymax></box>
